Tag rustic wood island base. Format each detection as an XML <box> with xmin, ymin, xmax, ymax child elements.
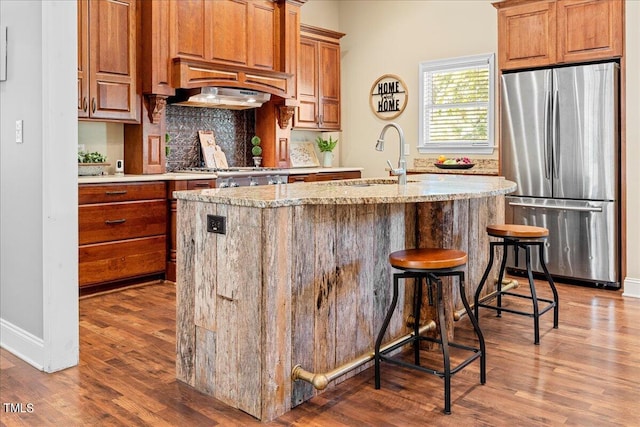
<box><xmin>174</xmin><ymin>174</ymin><xmax>515</xmax><ymax>421</ymax></box>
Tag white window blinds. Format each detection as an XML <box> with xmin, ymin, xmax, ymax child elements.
<box><xmin>419</xmin><ymin>53</ymin><xmax>495</xmax><ymax>154</ymax></box>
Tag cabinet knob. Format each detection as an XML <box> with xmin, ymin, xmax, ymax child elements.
<box><xmin>82</xmin><ymin>97</ymin><xmax>88</xmax><ymax>112</ymax></box>
<box><xmin>105</xmin><ymin>190</ymin><xmax>128</xmax><ymax>196</ymax></box>
<box><xmin>91</xmin><ymin>98</ymin><xmax>96</xmax><ymax>114</ymax></box>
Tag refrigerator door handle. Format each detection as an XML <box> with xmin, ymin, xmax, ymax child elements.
<box><xmin>543</xmin><ymin>90</ymin><xmax>551</xmax><ymax>179</ymax></box>
<box><xmin>552</xmin><ymin>85</ymin><xmax>560</xmax><ymax>180</ymax></box>
<box><xmin>508</xmin><ymin>201</ymin><xmax>603</xmax><ymax>213</ymax></box>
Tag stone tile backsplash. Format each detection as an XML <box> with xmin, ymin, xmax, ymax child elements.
<box><xmin>165</xmin><ymin>105</ymin><xmax>256</xmax><ymax>171</ymax></box>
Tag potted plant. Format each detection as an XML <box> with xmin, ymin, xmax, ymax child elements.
<box><xmin>78</xmin><ymin>151</ymin><xmax>109</xmax><ymax>176</ymax></box>
<box><xmin>251</xmin><ymin>136</ymin><xmax>262</xmax><ymax>167</ymax></box>
<box><xmin>316</xmin><ymin>135</ymin><xmax>337</xmax><ymax>167</ymax></box>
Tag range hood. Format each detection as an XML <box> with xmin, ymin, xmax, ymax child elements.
<box><xmin>171</xmin><ymin>87</ymin><xmax>271</xmax><ymax>110</ymax></box>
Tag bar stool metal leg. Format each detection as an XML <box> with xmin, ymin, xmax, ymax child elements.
<box><xmin>458</xmin><ymin>271</ymin><xmax>486</xmax><ymax>385</ymax></box>
<box><xmin>474</xmin><ymin>241</ymin><xmax>496</xmax><ymax>322</ymax></box>
<box><xmin>537</xmin><ymin>242</ymin><xmax>559</xmax><ymax>328</ymax></box>
<box><xmin>413</xmin><ymin>276</ymin><xmax>423</xmax><ymax>366</ymax></box>
<box><xmin>429</xmin><ymin>274</ymin><xmax>452</xmax><ymax>414</ymax></box>
<box><xmin>523</xmin><ymin>244</ymin><xmax>541</xmax><ymax>344</ymax></box>
<box><xmin>374</xmin><ymin>273</ymin><xmax>400</xmax><ymax>389</ymax></box>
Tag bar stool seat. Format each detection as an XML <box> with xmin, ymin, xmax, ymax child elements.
<box><xmin>374</xmin><ymin>248</ymin><xmax>486</xmax><ymax>414</ymax></box>
<box><xmin>474</xmin><ymin>224</ymin><xmax>559</xmax><ymax>345</ymax></box>
<box><xmin>486</xmin><ymin>224</ymin><xmax>549</xmax><ymax>239</ymax></box>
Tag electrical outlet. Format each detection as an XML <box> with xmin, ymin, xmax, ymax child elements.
<box><xmin>78</xmin><ymin>144</ymin><xmax>85</xmax><ymax>152</ymax></box>
<box><xmin>207</xmin><ymin>215</ymin><xmax>226</xmax><ymax>234</ymax></box>
<box><xmin>15</xmin><ymin>120</ymin><xmax>23</xmax><ymax>144</ymax></box>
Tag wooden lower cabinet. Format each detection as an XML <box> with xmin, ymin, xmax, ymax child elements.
<box><xmin>166</xmin><ymin>179</ymin><xmax>217</xmax><ymax>282</ymax></box>
<box><xmin>78</xmin><ymin>182</ymin><xmax>167</xmax><ymax>289</ymax></box>
<box><xmin>79</xmin><ymin>236</ymin><xmax>166</xmax><ymax>286</ymax></box>
<box><xmin>288</xmin><ymin>170</ymin><xmax>361</xmax><ymax>183</ymax></box>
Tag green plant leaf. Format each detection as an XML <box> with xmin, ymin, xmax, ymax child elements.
<box><xmin>316</xmin><ymin>136</ymin><xmax>337</xmax><ymax>152</ymax></box>
<box><xmin>78</xmin><ymin>151</ymin><xmax>107</xmax><ymax>163</ymax></box>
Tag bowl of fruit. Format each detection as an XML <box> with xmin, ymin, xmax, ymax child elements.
<box><xmin>434</xmin><ymin>156</ymin><xmax>474</xmax><ymax>169</ymax></box>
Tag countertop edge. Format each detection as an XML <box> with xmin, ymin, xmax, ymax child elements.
<box><xmin>174</xmin><ymin>175</ymin><xmax>517</xmax><ymax>207</ymax></box>
<box><xmin>78</xmin><ymin>167</ymin><xmax>364</xmax><ymax>184</ymax></box>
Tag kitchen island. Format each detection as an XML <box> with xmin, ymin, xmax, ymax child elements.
<box><xmin>174</xmin><ymin>174</ymin><xmax>516</xmax><ymax>421</ymax></box>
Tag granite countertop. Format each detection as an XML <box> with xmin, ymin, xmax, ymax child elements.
<box><xmin>174</xmin><ymin>174</ymin><xmax>516</xmax><ymax>208</ymax></box>
<box><xmin>77</xmin><ymin>167</ymin><xmax>364</xmax><ymax>184</ymax></box>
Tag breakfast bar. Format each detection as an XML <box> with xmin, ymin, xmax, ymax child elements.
<box><xmin>174</xmin><ymin>174</ymin><xmax>516</xmax><ymax>421</ymax></box>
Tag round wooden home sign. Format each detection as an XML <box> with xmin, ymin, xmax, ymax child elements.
<box><xmin>369</xmin><ymin>74</ymin><xmax>408</xmax><ymax>120</ymax></box>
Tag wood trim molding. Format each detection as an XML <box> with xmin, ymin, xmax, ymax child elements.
<box><xmin>300</xmin><ymin>24</ymin><xmax>345</xmax><ymax>41</ymax></box>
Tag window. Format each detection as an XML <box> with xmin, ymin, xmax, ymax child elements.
<box><xmin>418</xmin><ymin>53</ymin><xmax>495</xmax><ymax>154</ymax></box>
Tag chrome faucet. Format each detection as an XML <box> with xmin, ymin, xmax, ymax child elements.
<box><xmin>376</xmin><ymin>122</ymin><xmax>407</xmax><ymax>185</ymax></box>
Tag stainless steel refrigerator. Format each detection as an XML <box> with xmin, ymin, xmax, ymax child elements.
<box><xmin>501</xmin><ymin>62</ymin><xmax>620</xmax><ymax>288</ymax></box>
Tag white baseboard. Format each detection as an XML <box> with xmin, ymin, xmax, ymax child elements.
<box><xmin>0</xmin><ymin>318</ymin><xmax>44</xmax><ymax>370</ymax></box>
<box><xmin>622</xmin><ymin>276</ymin><xmax>640</xmax><ymax>299</ymax></box>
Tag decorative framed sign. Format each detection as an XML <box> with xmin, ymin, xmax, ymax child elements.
<box><xmin>369</xmin><ymin>74</ymin><xmax>408</xmax><ymax>120</ymax></box>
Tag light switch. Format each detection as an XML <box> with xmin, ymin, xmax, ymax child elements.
<box><xmin>15</xmin><ymin>120</ymin><xmax>23</xmax><ymax>144</ymax></box>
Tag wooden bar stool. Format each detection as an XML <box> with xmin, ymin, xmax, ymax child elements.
<box><xmin>374</xmin><ymin>248</ymin><xmax>486</xmax><ymax>415</ymax></box>
<box><xmin>474</xmin><ymin>224</ymin><xmax>559</xmax><ymax>345</ymax></box>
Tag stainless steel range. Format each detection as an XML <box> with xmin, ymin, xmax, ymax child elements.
<box><xmin>177</xmin><ymin>167</ymin><xmax>289</xmax><ymax>187</ymax></box>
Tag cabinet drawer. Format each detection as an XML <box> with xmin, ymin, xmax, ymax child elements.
<box><xmin>79</xmin><ymin>200</ymin><xmax>167</xmax><ymax>245</ymax></box>
<box><xmin>168</xmin><ymin>179</ymin><xmax>217</xmax><ymax>198</ymax></box>
<box><xmin>79</xmin><ymin>182</ymin><xmax>166</xmax><ymax>204</ymax></box>
<box><xmin>79</xmin><ymin>236</ymin><xmax>166</xmax><ymax>287</ymax></box>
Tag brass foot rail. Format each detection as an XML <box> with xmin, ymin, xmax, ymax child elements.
<box><xmin>454</xmin><ymin>278</ymin><xmax>519</xmax><ymax>321</ymax></box>
<box><xmin>291</xmin><ymin>320</ymin><xmax>437</xmax><ymax>390</ymax></box>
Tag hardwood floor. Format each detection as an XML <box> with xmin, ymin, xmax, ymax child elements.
<box><xmin>2</xmin><ymin>280</ymin><xmax>639</xmax><ymax>426</ymax></box>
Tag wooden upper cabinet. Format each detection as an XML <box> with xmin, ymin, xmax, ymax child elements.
<box><xmin>556</xmin><ymin>0</ymin><xmax>623</xmax><ymax>63</ymax></box>
<box><xmin>77</xmin><ymin>0</ymin><xmax>90</xmax><ymax>117</ymax></box>
<box><xmin>247</xmin><ymin>1</ymin><xmax>277</xmax><ymax>70</ymax></box>
<box><xmin>497</xmin><ymin>0</ymin><xmax>557</xmax><ymax>69</ymax></box>
<box><xmin>294</xmin><ymin>25</ymin><xmax>344</xmax><ymax>131</ymax></box>
<box><xmin>78</xmin><ymin>0</ymin><xmax>138</xmax><ymax>122</ymax></box>
<box><xmin>495</xmin><ymin>0</ymin><xmax>623</xmax><ymax>70</ymax></box>
<box><xmin>295</xmin><ymin>37</ymin><xmax>320</xmax><ymax>128</ymax></box>
<box><xmin>318</xmin><ymin>42</ymin><xmax>341</xmax><ymax>130</ymax></box>
<box><xmin>171</xmin><ymin>0</ymin><xmax>276</xmax><ymax>70</ymax></box>
<box><xmin>172</xmin><ymin>0</ymin><xmax>207</xmax><ymax>59</ymax></box>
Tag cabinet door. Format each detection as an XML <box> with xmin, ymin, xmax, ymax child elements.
<box><xmin>556</xmin><ymin>0</ymin><xmax>623</xmax><ymax>63</ymax></box>
<box><xmin>88</xmin><ymin>0</ymin><xmax>138</xmax><ymax>121</ymax></box>
<box><xmin>247</xmin><ymin>0</ymin><xmax>276</xmax><ymax>70</ymax></box>
<box><xmin>498</xmin><ymin>1</ymin><xmax>557</xmax><ymax>70</ymax></box>
<box><xmin>170</xmin><ymin>0</ymin><xmax>208</xmax><ymax>60</ymax></box>
<box><xmin>295</xmin><ymin>37</ymin><xmax>320</xmax><ymax>128</ymax></box>
<box><xmin>318</xmin><ymin>41</ymin><xmax>341</xmax><ymax>130</ymax></box>
<box><xmin>211</xmin><ymin>0</ymin><xmax>248</xmax><ymax>65</ymax></box>
<box><xmin>77</xmin><ymin>0</ymin><xmax>89</xmax><ymax>117</ymax></box>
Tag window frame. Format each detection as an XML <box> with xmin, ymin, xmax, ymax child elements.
<box><xmin>418</xmin><ymin>53</ymin><xmax>496</xmax><ymax>155</ymax></box>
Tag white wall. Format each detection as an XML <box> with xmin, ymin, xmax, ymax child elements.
<box><xmin>0</xmin><ymin>1</ymin><xmax>78</xmax><ymax>371</ymax></box>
